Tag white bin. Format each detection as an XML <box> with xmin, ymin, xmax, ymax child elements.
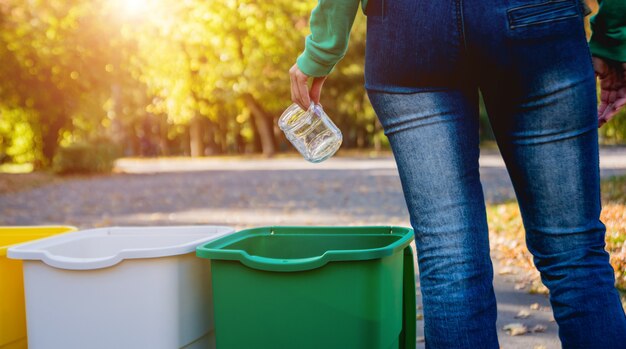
<box><xmin>8</xmin><ymin>225</ymin><xmax>234</xmax><ymax>349</ymax></box>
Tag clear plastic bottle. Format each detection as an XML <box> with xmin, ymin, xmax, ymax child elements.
<box><xmin>278</xmin><ymin>103</ymin><xmax>342</xmax><ymax>163</ymax></box>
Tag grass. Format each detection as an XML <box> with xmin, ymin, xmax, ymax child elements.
<box><xmin>487</xmin><ymin>175</ymin><xmax>626</xmax><ymax>301</ymax></box>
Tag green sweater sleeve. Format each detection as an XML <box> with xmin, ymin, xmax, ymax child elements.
<box><xmin>589</xmin><ymin>0</ymin><xmax>626</xmax><ymax>62</ymax></box>
<box><xmin>296</xmin><ymin>0</ymin><xmax>362</xmax><ymax>77</ymax></box>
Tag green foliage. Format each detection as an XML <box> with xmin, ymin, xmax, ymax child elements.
<box><xmin>0</xmin><ymin>106</ymin><xmax>41</xmax><ymax>164</ymax></box>
<box><xmin>1</xmin><ymin>0</ymin><xmax>378</xmax><ymax>163</ymax></box>
<box><xmin>0</xmin><ymin>0</ymin><xmax>623</xmax><ymax>168</ymax></box>
<box><xmin>53</xmin><ymin>139</ymin><xmax>121</xmax><ymax>174</ymax></box>
<box><xmin>600</xmin><ymin>109</ymin><xmax>626</xmax><ymax>144</ymax></box>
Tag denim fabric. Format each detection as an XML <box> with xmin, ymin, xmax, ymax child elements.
<box><xmin>365</xmin><ymin>0</ymin><xmax>626</xmax><ymax>348</ymax></box>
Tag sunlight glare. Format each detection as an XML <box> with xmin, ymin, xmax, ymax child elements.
<box><xmin>119</xmin><ymin>0</ymin><xmax>151</xmax><ymax>16</ymax></box>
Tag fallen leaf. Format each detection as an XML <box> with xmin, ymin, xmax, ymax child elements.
<box><xmin>514</xmin><ymin>282</ymin><xmax>527</xmax><ymax>290</ymax></box>
<box><xmin>534</xmin><ymin>345</ymin><xmax>547</xmax><ymax>349</ymax></box>
<box><xmin>417</xmin><ymin>336</ymin><xmax>425</xmax><ymax>343</ymax></box>
<box><xmin>416</xmin><ymin>313</ymin><xmax>423</xmax><ymax>320</ymax></box>
<box><xmin>503</xmin><ymin>323</ymin><xmax>528</xmax><ymax>336</ymax></box>
<box><xmin>529</xmin><ymin>281</ymin><xmax>549</xmax><ymax>295</ymax></box>
<box><xmin>529</xmin><ymin>303</ymin><xmax>540</xmax><ymax>310</ymax></box>
<box><xmin>532</xmin><ymin>324</ymin><xmax>547</xmax><ymax>333</ymax></box>
<box><xmin>498</xmin><ymin>266</ymin><xmax>516</xmax><ymax>275</ymax></box>
<box><xmin>515</xmin><ymin>309</ymin><xmax>531</xmax><ymax>319</ymax></box>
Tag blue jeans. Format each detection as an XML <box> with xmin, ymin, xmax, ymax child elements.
<box><xmin>364</xmin><ymin>0</ymin><xmax>626</xmax><ymax>348</ymax></box>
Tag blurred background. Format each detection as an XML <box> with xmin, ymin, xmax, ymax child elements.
<box><xmin>0</xmin><ymin>0</ymin><xmax>377</xmax><ymax>173</ymax></box>
<box><xmin>0</xmin><ymin>0</ymin><xmax>622</xmax><ymax>174</ymax></box>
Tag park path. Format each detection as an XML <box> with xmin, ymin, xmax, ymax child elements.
<box><xmin>2</xmin><ymin>147</ymin><xmax>626</xmax><ymax>348</ymax></box>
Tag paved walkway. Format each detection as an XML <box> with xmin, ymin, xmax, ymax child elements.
<box><xmin>2</xmin><ymin>147</ymin><xmax>626</xmax><ymax>348</ymax></box>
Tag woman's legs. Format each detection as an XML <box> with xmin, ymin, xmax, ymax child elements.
<box><xmin>366</xmin><ymin>1</ymin><xmax>501</xmax><ymax>347</ymax></box>
<box><xmin>469</xmin><ymin>1</ymin><xmax>626</xmax><ymax>347</ymax></box>
<box><xmin>367</xmin><ymin>88</ymin><xmax>499</xmax><ymax>349</ymax></box>
<box><xmin>484</xmin><ymin>78</ymin><xmax>626</xmax><ymax>348</ymax></box>
<box><xmin>469</xmin><ymin>3</ymin><xmax>626</xmax><ymax>349</ymax></box>
<box><xmin>366</xmin><ymin>0</ymin><xmax>626</xmax><ymax>347</ymax></box>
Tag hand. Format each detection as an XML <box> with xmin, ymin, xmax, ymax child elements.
<box><xmin>593</xmin><ymin>57</ymin><xmax>626</xmax><ymax>127</ymax></box>
<box><xmin>289</xmin><ymin>63</ymin><xmax>327</xmax><ymax>111</ymax></box>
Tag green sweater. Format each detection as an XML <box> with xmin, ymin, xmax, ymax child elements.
<box><xmin>590</xmin><ymin>0</ymin><xmax>626</xmax><ymax>62</ymax></box>
<box><xmin>297</xmin><ymin>0</ymin><xmax>626</xmax><ymax>77</ymax></box>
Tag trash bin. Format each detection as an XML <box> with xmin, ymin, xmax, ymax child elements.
<box><xmin>8</xmin><ymin>225</ymin><xmax>234</xmax><ymax>349</ymax></box>
<box><xmin>196</xmin><ymin>226</ymin><xmax>416</xmax><ymax>349</ymax></box>
<box><xmin>0</xmin><ymin>226</ymin><xmax>77</xmax><ymax>349</ymax></box>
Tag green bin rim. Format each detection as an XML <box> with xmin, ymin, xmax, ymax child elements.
<box><xmin>196</xmin><ymin>225</ymin><xmax>414</xmax><ymax>272</ymax></box>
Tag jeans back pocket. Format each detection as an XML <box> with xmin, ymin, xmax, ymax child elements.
<box><xmin>507</xmin><ymin>0</ymin><xmax>579</xmax><ymax>29</ymax></box>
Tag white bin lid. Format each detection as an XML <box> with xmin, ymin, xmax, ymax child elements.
<box><xmin>8</xmin><ymin>226</ymin><xmax>234</xmax><ymax>270</ymax></box>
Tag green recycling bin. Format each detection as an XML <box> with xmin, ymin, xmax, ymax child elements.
<box><xmin>196</xmin><ymin>226</ymin><xmax>416</xmax><ymax>349</ymax></box>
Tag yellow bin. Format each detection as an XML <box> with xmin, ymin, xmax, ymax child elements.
<box><xmin>0</xmin><ymin>226</ymin><xmax>77</xmax><ymax>349</ymax></box>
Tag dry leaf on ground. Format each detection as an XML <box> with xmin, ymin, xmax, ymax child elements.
<box><xmin>498</xmin><ymin>266</ymin><xmax>516</xmax><ymax>275</ymax></box>
<box><xmin>503</xmin><ymin>323</ymin><xmax>528</xmax><ymax>336</ymax></box>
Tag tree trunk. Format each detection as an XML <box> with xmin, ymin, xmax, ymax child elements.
<box><xmin>158</xmin><ymin>114</ymin><xmax>170</xmax><ymax>156</ymax></box>
<box><xmin>234</xmin><ymin>121</ymin><xmax>245</xmax><ymax>154</ymax></box>
<box><xmin>40</xmin><ymin>115</ymin><xmax>64</xmax><ymax>166</ymax></box>
<box><xmin>129</xmin><ymin>124</ymin><xmax>140</xmax><ymax>157</ymax></box>
<box><xmin>249</xmin><ymin>114</ymin><xmax>262</xmax><ymax>153</ymax></box>
<box><xmin>189</xmin><ymin>115</ymin><xmax>204</xmax><ymax>157</ymax></box>
<box><xmin>108</xmin><ymin>83</ymin><xmax>130</xmax><ymax>155</ymax></box>
<box><xmin>217</xmin><ymin>107</ymin><xmax>229</xmax><ymax>154</ymax></box>
<box><xmin>182</xmin><ymin>126</ymin><xmax>191</xmax><ymax>157</ymax></box>
<box><xmin>242</xmin><ymin>93</ymin><xmax>275</xmax><ymax>157</ymax></box>
<box><xmin>356</xmin><ymin>127</ymin><xmax>366</xmax><ymax>148</ymax></box>
<box><xmin>203</xmin><ymin>118</ymin><xmax>218</xmax><ymax>156</ymax></box>
<box><xmin>373</xmin><ymin>119</ymin><xmax>382</xmax><ymax>152</ymax></box>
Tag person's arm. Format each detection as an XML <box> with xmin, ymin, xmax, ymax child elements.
<box><xmin>589</xmin><ymin>0</ymin><xmax>626</xmax><ymax>62</ymax></box>
<box><xmin>589</xmin><ymin>0</ymin><xmax>626</xmax><ymax>127</ymax></box>
<box><xmin>290</xmin><ymin>0</ymin><xmax>361</xmax><ymax>110</ymax></box>
<box><xmin>296</xmin><ymin>0</ymin><xmax>361</xmax><ymax>77</ymax></box>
